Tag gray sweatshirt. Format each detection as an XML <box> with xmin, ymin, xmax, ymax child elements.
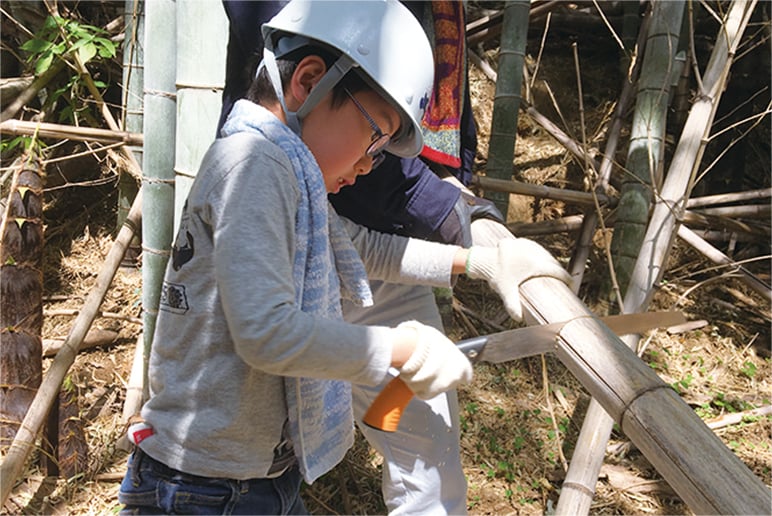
<box><xmin>139</xmin><ymin>131</ymin><xmax>459</xmax><ymax>480</ymax></box>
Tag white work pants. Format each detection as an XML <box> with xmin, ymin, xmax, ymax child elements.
<box><xmin>344</xmin><ymin>281</ymin><xmax>467</xmax><ymax>516</ymax></box>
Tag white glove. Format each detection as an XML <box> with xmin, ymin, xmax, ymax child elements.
<box><xmin>396</xmin><ymin>321</ymin><xmax>473</xmax><ymax>400</ymax></box>
<box><xmin>465</xmin><ymin>238</ymin><xmax>571</xmax><ymax>321</ymax></box>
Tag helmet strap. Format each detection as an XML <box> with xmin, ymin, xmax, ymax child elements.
<box><xmin>258</xmin><ymin>47</ymin><xmax>357</xmax><ymax>137</ymax></box>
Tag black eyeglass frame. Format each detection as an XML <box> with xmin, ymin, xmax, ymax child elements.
<box><xmin>343</xmin><ymin>88</ymin><xmax>390</xmax><ymax>169</ymax></box>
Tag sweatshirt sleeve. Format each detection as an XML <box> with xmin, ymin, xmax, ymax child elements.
<box><xmin>339</xmin><ymin>215</ymin><xmax>460</xmax><ymax>287</ymax></box>
<box><xmin>201</xmin><ymin>135</ymin><xmax>392</xmax><ymax>386</ymax></box>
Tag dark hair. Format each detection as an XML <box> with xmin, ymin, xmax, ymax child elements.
<box><xmin>246</xmin><ymin>40</ymin><xmax>370</xmax><ymax>108</ymax></box>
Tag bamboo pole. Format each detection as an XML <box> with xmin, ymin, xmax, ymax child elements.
<box><xmin>686</xmin><ymin>187</ymin><xmax>772</xmax><ymax>208</ymax></box>
<box><xmin>0</xmin><ymin>119</ymin><xmax>143</xmax><ymax>145</ymax></box>
<box><xmin>471</xmin><ymin>175</ymin><xmax>613</xmax><ymax>207</ymax></box>
<box><xmin>140</xmin><ymin>0</ymin><xmax>177</xmax><ymax>396</ymax></box>
<box><xmin>518</xmin><ymin>277</ymin><xmax>771</xmax><ymax>514</ymax></box>
<box><xmin>0</xmin><ymin>189</ymin><xmax>142</xmax><ymax>506</ymax></box>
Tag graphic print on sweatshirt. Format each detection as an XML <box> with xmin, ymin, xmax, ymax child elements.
<box><xmin>160</xmin><ymin>210</ymin><xmax>193</xmax><ymax>314</ymax></box>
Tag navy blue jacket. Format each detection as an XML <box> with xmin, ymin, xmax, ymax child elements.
<box><xmin>218</xmin><ymin>1</ymin><xmax>478</xmax><ymax>242</ymax></box>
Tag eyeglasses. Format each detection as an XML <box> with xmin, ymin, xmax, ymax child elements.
<box><xmin>344</xmin><ymin>88</ymin><xmax>390</xmax><ymax>169</ymax></box>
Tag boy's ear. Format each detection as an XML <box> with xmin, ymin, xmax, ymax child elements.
<box><xmin>289</xmin><ymin>55</ymin><xmax>327</xmax><ymax>103</ymax></box>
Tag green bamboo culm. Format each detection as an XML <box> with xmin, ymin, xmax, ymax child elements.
<box><xmin>142</xmin><ymin>0</ymin><xmax>177</xmax><ymax>397</ymax></box>
<box><xmin>602</xmin><ymin>0</ymin><xmax>685</xmax><ymax>310</ymax></box>
<box><xmin>118</xmin><ymin>0</ymin><xmax>144</xmax><ymax>266</ymax></box>
<box><xmin>483</xmin><ymin>0</ymin><xmax>530</xmax><ymax>220</ymax></box>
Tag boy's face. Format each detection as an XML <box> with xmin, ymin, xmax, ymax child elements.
<box><xmin>302</xmin><ymin>89</ymin><xmax>401</xmax><ymax>194</ymax></box>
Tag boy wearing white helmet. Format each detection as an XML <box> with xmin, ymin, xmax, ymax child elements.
<box><xmin>119</xmin><ymin>1</ymin><xmax>568</xmax><ymax>514</ymax></box>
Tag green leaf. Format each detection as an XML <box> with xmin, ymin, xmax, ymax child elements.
<box><xmin>35</xmin><ymin>52</ymin><xmax>54</xmax><ymax>75</ymax></box>
<box><xmin>96</xmin><ymin>38</ymin><xmax>117</xmax><ymax>58</ymax></box>
<box><xmin>78</xmin><ymin>42</ymin><xmax>97</xmax><ymax>64</ymax></box>
<box><xmin>21</xmin><ymin>38</ymin><xmax>52</xmax><ymax>54</ymax></box>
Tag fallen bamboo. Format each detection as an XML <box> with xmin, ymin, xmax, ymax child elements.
<box><xmin>519</xmin><ymin>277</ymin><xmax>771</xmax><ymax>514</ymax></box>
<box><xmin>681</xmin><ymin>210</ymin><xmax>770</xmax><ymax>237</ymax></box>
<box><xmin>686</xmin><ymin>187</ymin><xmax>772</xmax><ymax>208</ymax></box>
<box><xmin>0</xmin><ymin>189</ymin><xmax>142</xmax><ymax>506</ymax></box>
<box><xmin>691</xmin><ymin>204</ymin><xmax>770</xmax><ymax>219</ymax></box>
<box><xmin>42</xmin><ymin>328</ymin><xmax>118</xmax><ymax>357</ymax></box>
<box><xmin>677</xmin><ymin>224</ymin><xmax>771</xmax><ymax>303</ymax></box>
<box><xmin>507</xmin><ymin>214</ymin><xmax>585</xmax><ymax>236</ymax></box>
<box><xmin>471</xmin><ymin>175</ymin><xmax>613</xmax><ymax>207</ymax></box>
<box><xmin>0</xmin><ymin>119</ymin><xmax>143</xmax><ymax>146</ymax></box>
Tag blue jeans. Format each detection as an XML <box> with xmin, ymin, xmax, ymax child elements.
<box><xmin>119</xmin><ymin>448</ymin><xmax>307</xmax><ymax>515</ymax></box>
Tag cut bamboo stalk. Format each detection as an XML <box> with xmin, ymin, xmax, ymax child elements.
<box><xmin>506</xmin><ymin>214</ymin><xmax>585</xmax><ymax>236</ymax></box>
<box><xmin>0</xmin><ymin>189</ymin><xmax>142</xmax><ymax>506</ymax></box>
<box><xmin>519</xmin><ymin>277</ymin><xmax>771</xmax><ymax>514</ymax></box>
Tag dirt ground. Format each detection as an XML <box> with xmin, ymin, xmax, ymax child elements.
<box><xmin>3</xmin><ymin>4</ymin><xmax>771</xmax><ymax>515</ymax></box>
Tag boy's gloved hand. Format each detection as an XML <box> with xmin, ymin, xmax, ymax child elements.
<box><xmin>396</xmin><ymin>321</ymin><xmax>473</xmax><ymax>400</ymax></box>
<box><xmin>465</xmin><ymin>238</ymin><xmax>571</xmax><ymax>321</ymax></box>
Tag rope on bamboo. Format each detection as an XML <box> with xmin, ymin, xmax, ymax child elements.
<box><xmin>144</xmin><ymin>88</ymin><xmax>177</xmax><ymax>100</ymax></box>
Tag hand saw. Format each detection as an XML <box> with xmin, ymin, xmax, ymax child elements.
<box><xmin>363</xmin><ymin>311</ymin><xmax>686</xmax><ymax>432</ymax></box>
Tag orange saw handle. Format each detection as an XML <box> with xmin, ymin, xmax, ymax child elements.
<box><xmin>362</xmin><ymin>376</ymin><xmax>414</xmax><ymax>432</ymax></box>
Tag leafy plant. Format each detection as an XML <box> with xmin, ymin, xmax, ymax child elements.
<box><xmin>19</xmin><ymin>15</ymin><xmax>117</xmax><ymax>124</ymax></box>
<box><xmin>21</xmin><ymin>15</ymin><xmax>116</xmax><ymax>75</ymax></box>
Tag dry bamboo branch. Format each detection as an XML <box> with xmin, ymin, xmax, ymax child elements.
<box><xmin>677</xmin><ymin>225</ymin><xmax>771</xmax><ymax>303</ymax></box>
<box><xmin>0</xmin><ymin>119</ymin><xmax>143</xmax><ymax>146</ymax></box>
<box><xmin>44</xmin><ymin>308</ymin><xmax>142</xmax><ymax>324</ymax></box>
<box><xmin>0</xmin><ymin>189</ymin><xmax>142</xmax><ymax>506</ymax></box>
<box><xmin>705</xmin><ymin>405</ymin><xmax>772</xmax><ymax>430</ymax></box>
<box><xmin>692</xmin><ymin>204</ymin><xmax>770</xmax><ymax>219</ymax></box>
<box><xmin>0</xmin><ymin>59</ymin><xmax>67</xmax><ymax>122</ymax></box>
<box><xmin>682</xmin><ymin>210</ymin><xmax>771</xmax><ymax>236</ymax></box>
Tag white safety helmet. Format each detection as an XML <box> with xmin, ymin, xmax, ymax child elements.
<box><xmin>261</xmin><ymin>0</ymin><xmax>434</xmax><ymax>158</ymax></box>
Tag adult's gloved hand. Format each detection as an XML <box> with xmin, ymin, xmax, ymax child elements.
<box><xmin>395</xmin><ymin>320</ymin><xmax>473</xmax><ymax>400</ymax></box>
<box><xmin>436</xmin><ymin>191</ymin><xmax>505</xmax><ymax>247</ymax></box>
<box><xmin>465</xmin><ymin>238</ymin><xmax>571</xmax><ymax>321</ymax></box>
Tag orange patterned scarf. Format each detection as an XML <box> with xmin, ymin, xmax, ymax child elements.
<box><xmin>420</xmin><ymin>1</ymin><xmax>466</xmax><ymax>168</ymax></box>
